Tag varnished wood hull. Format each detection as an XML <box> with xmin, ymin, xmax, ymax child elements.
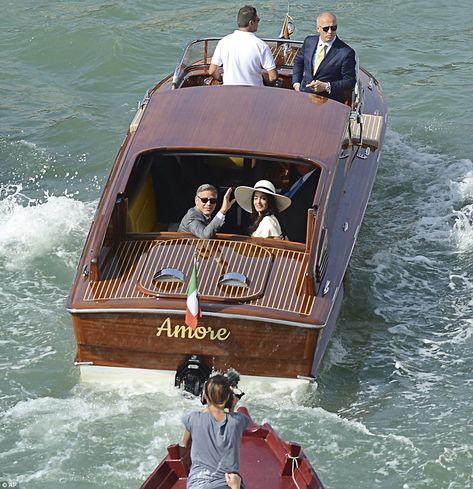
<box><xmin>72</xmin><ymin>312</ymin><xmax>321</xmax><ymax>378</ymax></box>
<box><xmin>68</xmin><ymin>37</ymin><xmax>386</xmax><ymax>388</ymax></box>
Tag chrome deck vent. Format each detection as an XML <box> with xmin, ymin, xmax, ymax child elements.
<box><xmin>218</xmin><ymin>272</ymin><xmax>249</xmax><ymax>288</ymax></box>
<box><xmin>153</xmin><ymin>268</ymin><xmax>185</xmax><ymax>283</ymax></box>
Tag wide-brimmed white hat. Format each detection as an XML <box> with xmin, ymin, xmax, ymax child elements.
<box><xmin>235</xmin><ymin>180</ymin><xmax>291</xmax><ymax>213</ymax></box>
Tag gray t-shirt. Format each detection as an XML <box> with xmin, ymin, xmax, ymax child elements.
<box><xmin>182</xmin><ymin>410</ymin><xmax>249</xmax><ymax>489</ymax></box>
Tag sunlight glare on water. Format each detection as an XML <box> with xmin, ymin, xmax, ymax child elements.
<box><xmin>1</xmin><ymin>1</ymin><xmax>472</xmax><ymax>488</ymax></box>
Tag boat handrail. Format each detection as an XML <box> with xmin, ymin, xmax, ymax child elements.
<box><xmin>171</xmin><ymin>37</ymin><xmax>303</xmax><ymax>89</ymax></box>
<box><xmin>352</xmin><ymin>54</ymin><xmax>362</xmax><ymax>110</ymax></box>
<box><xmin>347</xmin><ymin>54</ymin><xmax>363</xmax><ymax>143</ymax></box>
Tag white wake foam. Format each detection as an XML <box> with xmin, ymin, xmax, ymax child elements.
<box><xmin>0</xmin><ymin>184</ymin><xmax>95</xmax><ymax>270</ymax></box>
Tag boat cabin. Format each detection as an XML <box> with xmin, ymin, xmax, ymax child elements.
<box><xmin>120</xmin><ymin>152</ymin><xmax>320</xmax><ymax>238</ymax></box>
<box><xmin>68</xmin><ymin>37</ymin><xmax>386</xmax><ymax>386</ymax></box>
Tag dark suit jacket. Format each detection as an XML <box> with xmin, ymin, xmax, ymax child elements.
<box><xmin>279</xmin><ymin>169</ymin><xmax>321</xmax><ymax>243</ymax></box>
<box><xmin>292</xmin><ymin>35</ymin><xmax>356</xmax><ymax>103</ymax></box>
<box><xmin>178</xmin><ymin>206</ymin><xmax>224</xmax><ymax>238</ymax></box>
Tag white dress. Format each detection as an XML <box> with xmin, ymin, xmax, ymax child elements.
<box><xmin>251</xmin><ymin>215</ymin><xmax>282</xmax><ymax>238</ymax></box>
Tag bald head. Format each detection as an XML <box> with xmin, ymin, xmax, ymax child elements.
<box><xmin>317</xmin><ymin>12</ymin><xmax>337</xmax><ymax>26</ymax></box>
<box><xmin>316</xmin><ymin>12</ymin><xmax>338</xmax><ymax>43</ymax></box>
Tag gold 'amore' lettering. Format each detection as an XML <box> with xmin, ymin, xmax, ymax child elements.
<box><xmin>156</xmin><ymin>317</ymin><xmax>231</xmax><ymax>341</ymax></box>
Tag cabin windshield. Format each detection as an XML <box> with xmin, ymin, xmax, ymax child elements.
<box><xmin>123</xmin><ymin>151</ymin><xmax>321</xmax><ymax>243</ymax></box>
<box><xmin>172</xmin><ymin>38</ymin><xmax>303</xmax><ymax>89</ymax></box>
<box><xmin>172</xmin><ymin>39</ymin><xmax>220</xmax><ymax>85</ymax></box>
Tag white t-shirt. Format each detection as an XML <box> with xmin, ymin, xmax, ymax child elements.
<box><xmin>211</xmin><ymin>30</ymin><xmax>276</xmax><ymax>86</ymax></box>
<box><xmin>252</xmin><ymin>215</ymin><xmax>282</xmax><ymax>238</ymax></box>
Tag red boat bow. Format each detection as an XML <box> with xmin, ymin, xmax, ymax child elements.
<box><xmin>140</xmin><ymin>406</ymin><xmax>324</xmax><ymax>489</ymax></box>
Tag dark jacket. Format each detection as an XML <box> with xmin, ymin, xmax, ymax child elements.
<box><xmin>292</xmin><ymin>35</ymin><xmax>356</xmax><ymax>103</ymax></box>
<box><xmin>279</xmin><ymin>169</ymin><xmax>321</xmax><ymax>243</ymax></box>
<box><xmin>178</xmin><ymin>206</ymin><xmax>224</xmax><ymax>238</ymax></box>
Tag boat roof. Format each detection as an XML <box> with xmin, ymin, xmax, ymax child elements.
<box><xmin>126</xmin><ymin>85</ymin><xmax>351</xmax><ymax>170</ymax></box>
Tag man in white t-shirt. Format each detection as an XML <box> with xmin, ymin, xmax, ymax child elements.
<box><xmin>209</xmin><ymin>5</ymin><xmax>278</xmax><ymax>86</ymax></box>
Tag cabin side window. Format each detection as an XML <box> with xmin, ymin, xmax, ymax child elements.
<box><xmin>313</xmin><ymin>154</ymin><xmax>345</xmax><ymax>286</ymax></box>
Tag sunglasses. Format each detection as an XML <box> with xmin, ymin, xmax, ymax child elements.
<box><xmin>198</xmin><ymin>196</ymin><xmax>217</xmax><ymax>204</ymax></box>
<box><xmin>320</xmin><ymin>25</ymin><xmax>337</xmax><ymax>32</ymax></box>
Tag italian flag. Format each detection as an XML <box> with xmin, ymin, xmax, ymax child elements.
<box><xmin>185</xmin><ymin>260</ymin><xmax>201</xmax><ymax>330</ymax></box>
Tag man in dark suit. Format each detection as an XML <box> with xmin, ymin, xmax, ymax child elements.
<box><xmin>280</xmin><ymin>164</ymin><xmax>321</xmax><ymax>243</ymax></box>
<box><xmin>179</xmin><ymin>184</ymin><xmax>235</xmax><ymax>238</ymax></box>
<box><xmin>292</xmin><ymin>12</ymin><xmax>356</xmax><ymax>103</ymax></box>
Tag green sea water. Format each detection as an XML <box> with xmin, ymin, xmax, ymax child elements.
<box><xmin>1</xmin><ymin>1</ymin><xmax>472</xmax><ymax>488</ymax></box>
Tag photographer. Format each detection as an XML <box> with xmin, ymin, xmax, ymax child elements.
<box><xmin>182</xmin><ymin>374</ymin><xmax>249</xmax><ymax>489</ymax></box>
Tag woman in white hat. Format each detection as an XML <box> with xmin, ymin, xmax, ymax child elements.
<box><xmin>234</xmin><ymin>180</ymin><xmax>291</xmax><ymax>239</ymax></box>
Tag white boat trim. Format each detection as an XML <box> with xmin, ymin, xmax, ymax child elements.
<box><xmin>67</xmin><ymin>307</ymin><xmax>327</xmax><ymax>329</ymax></box>
<box><xmin>76</xmin><ymin>363</ymin><xmax>315</xmax><ymax>389</ymax></box>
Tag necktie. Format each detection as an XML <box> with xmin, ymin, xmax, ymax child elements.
<box><xmin>313</xmin><ymin>43</ymin><xmax>326</xmax><ymax>75</ymax></box>
<box><xmin>286</xmin><ymin>176</ymin><xmax>305</xmax><ymax>198</ymax></box>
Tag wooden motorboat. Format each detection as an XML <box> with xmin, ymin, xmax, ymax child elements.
<box><xmin>67</xmin><ymin>37</ymin><xmax>387</xmax><ymax>391</ymax></box>
<box><xmin>139</xmin><ymin>406</ymin><xmax>325</xmax><ymax>489</ymax></box>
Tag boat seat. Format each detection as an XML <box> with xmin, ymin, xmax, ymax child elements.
<box><xmin>168</xmin><ymin>222</ymin><xmax>180</xmax><ymax>231</ymax></box>
<box><xmin>343</xmin><ymin>113</ymin><xmax>384</xmax><ymax>150</ymax></box>
<box><xmin>127</xmin><ymin>174</ymin><xmax>166</xmax><ymax>232</ymax></box>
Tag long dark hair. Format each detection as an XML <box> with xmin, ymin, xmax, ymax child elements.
<box><xmin>248</xmin><ymin>191</ymin><xmax>279</xmax><ymax>235</ymax></box>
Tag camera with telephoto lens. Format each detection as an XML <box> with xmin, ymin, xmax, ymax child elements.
<box><xmin>201</xmin><ymin>369</ymin><xmax>245</xmax><ymax>408</ymax></box>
